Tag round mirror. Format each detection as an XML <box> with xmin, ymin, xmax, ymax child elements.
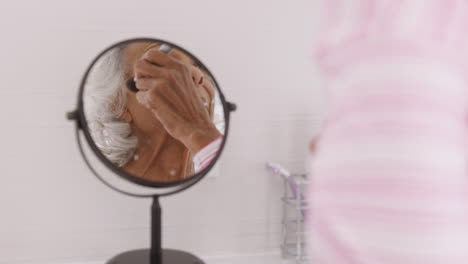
<box><xmin>76</xmin><ymin>38</ymin><xmax>231</xmax><ymax>189</ymax></box>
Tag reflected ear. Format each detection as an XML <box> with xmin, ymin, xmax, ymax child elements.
<box><xmin>117</xmin><ymin>108</ymin><xmax>133</xmax><ymax>123</ymax></box>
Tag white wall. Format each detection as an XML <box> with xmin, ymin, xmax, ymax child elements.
<box><xmin>0</xmin><ymin>0</ymin><xmax>320</xmax><ymax>263</ymax></box>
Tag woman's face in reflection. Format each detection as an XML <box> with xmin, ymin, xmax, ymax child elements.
<box><xmin>121</xmin><ymin>42</ymin><xmax>214</xmax><ymax>137</ymax></box>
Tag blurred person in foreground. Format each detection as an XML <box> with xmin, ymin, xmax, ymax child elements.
<box><xmin>308</xmin><ymin>1</ymin><xmax>468</xmax><ymax>262</ymax></box>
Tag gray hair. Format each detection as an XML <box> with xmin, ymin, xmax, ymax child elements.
<box><xmin>84</xmin><ymin>47</ymin><xmax>138</xmax><ymax>167</ymax></box>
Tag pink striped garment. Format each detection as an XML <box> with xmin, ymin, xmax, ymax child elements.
<box><xmin>308</xmin><ymin>0</ymin><xmax>468</xmax><ymax>263</ymax></box>
<box><xmin>193</xmin><ymin>136</ymin><xmax>223</xmax><ymax>172</ymax></box>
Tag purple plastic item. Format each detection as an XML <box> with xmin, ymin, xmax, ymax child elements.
<box><xmin>266</xmin><ymin>162</ymin><xmax>307</xmax><ymax>218</ymax></box>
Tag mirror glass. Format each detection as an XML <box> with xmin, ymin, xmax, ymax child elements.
<box><xmin>82</xmin><ymin>39</ymin><xmax>226</xmax><ymax>185</ymax></box>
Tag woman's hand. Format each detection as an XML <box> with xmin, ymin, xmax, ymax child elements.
<box><xmin>134</xmin><ymin>48</ymin><xmax>221</xmax><ymax>154</ymax></box>
<box><xmin>309</xmin><ymin>137</ymin><xmax>319</xmax><ymax>153</ymax></box>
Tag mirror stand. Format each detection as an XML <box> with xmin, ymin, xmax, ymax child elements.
<box><xmin>106</xmin><ymin>196</ymin><xmax>205</xmax><ymax>264</ymax></box>
<box><xmin>69</xmin><ymin>38</ymin><xmax>236</xmax><ymax>264</ymax></box>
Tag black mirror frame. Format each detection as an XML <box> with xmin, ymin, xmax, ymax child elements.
<box><xmin>68</xmin><ymin>37</ymin><xmax>236</xmax><ymax>193</ymax></box>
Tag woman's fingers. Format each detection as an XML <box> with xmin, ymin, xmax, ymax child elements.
<box><xmin>134</xmin><ymin>60</ymin><xmax>168</xmax><ymax>79</ymax></box>
<box><xmin>134</xmin><ymin>77</ymin><xmax>170</xmax><ymax>110</ymax></box>
<box><xmin>135</xmin><ymin>78</ymin><xmax>167</xmax><ymax>91</ymax></box>
<box><xmin>135</xmin><ymin>91</ymin><xmax>149</xmax><ymax>106</ymax></box>
<box><xmin>309</xmin><ymin>138</ymin><xmax>319</xmax><ymax>152</ymax></box>
<box><xmin>143</xmin><ymin>49</ymin><xmax>178</xmax><ymax>68</ymax></box>
<box><xmin>136</xmin><ymin>82</ymin><xmax>179</xmax><ymax>113</ymax></box>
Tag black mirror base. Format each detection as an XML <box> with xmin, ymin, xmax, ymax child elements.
<box><xmin>107</xmin><ymin>249</ymin><xmax>205</xmax><ymax>264</ymax></box>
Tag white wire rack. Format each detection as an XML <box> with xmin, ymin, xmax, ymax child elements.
<box><xmin>281</xmin><ymin>173</ymin><xmax>309</xmax><ymax>264</ymax></box>
<box><xmin>266</xmin><ymin>163</ymin><xmax>310</xmax><ymax>264</ymax></box>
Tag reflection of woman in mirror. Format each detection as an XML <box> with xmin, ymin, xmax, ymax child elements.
<box><xmin>85</xmin><ymin>42</ymin><xmax>224</xmax><ymax>182</ymax></box>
